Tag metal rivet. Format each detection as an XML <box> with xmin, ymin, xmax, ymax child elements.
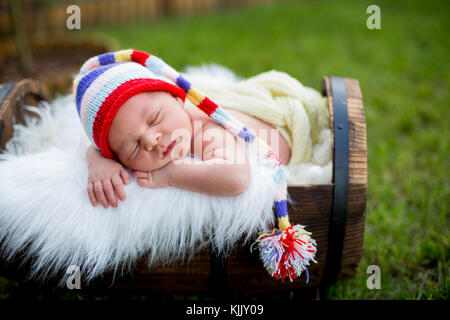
<box><xmin>337</xmin><ymin>123</ymin><xmax>343</xmax><ymax>129</ymax></box>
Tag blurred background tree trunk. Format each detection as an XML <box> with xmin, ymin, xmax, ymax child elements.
<box><xmin>8</xmin><ymin>0</ymin><xmax>34</xmax><ymax>75</ymax></box>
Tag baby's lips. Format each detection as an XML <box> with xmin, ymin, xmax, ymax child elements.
<box><xmin>161</xmin><ymin>137</ymin><xmax>181</xmax><ymax>159</ymax></box>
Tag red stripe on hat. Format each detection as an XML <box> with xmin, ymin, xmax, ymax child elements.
<box><xmin>197</xmin><ymin>97</ymin><xmax>218</xmax><ymax>117</ymax></box>
<box><xmin>92</xmin><ymin>78</ymin><xmax>186</xmax><ymax>159</ymax></box>
<box><xmin>131</xmin><ymin>50</ymin><xmax>151</xmax><ymax>67</ymax></box>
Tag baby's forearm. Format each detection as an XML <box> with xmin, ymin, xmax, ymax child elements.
<box><xmin>167</xmin><ymin>159</ymin><xmax>250</xmax><ymax>196</ymax></box>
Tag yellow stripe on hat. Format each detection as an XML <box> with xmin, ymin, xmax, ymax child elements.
<box><xmin>72</xmin><ymin>76</ymin><xmax>81</xmax><ymax>103</ymax></box>
<box><xmin>187</xmin><ymin>89</ymin><xmax>205</xmax><ymax>106</ymax></box>
<box><xmin>278</xmin><ymin>216</ymin><xmax>291</xmax><ymax>232</ymax></box>
<box><xmin>114</xmin><ymin>49</ymin><xmax>134</xmax><ymax>63</ymax></box>
<box><xmin>255</xmin><ymin>137</ymin><xmax>271</xmax><ymax>155</ymax></box>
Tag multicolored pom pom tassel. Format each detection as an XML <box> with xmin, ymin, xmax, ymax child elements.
<box><xmin>252</xmin><ymin>223</ymin><xmax>317</xmax><ymax>282</ymax></box>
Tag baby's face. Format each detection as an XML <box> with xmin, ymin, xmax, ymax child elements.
<box><xmin>108</xmin><ymin>91</ymin><xmax>192</xmax><ymax>171</ymax></box>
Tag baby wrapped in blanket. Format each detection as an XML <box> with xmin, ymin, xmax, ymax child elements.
<box><xmin>73</xmin><ymin>49</ymin><xmax>321</xmax><ymax>281</ymax></box>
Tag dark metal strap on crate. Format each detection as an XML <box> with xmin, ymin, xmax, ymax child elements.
<box><xmin>323</xmin><ymin>76</ymin><xmax>349</xmax><ymax>284</ymax></box>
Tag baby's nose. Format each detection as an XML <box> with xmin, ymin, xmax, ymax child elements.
<box><xmin>144</xmin><ymin>132</ymin><xmax>162</xmax><ymax>152</ymax></box>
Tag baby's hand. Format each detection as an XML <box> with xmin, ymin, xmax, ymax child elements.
<box><xmin>87</xmin><ymin>157</ymin><xmax>130</xmax><ymax>208</ymax></box>
<box><xmin>132</xmin><ymin>163</ymin><xmax>172</xmax><ymax>189</ymax></box>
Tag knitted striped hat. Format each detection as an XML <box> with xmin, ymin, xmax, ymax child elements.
<box><xmin>73</xmin><ymin>51</ymin><xmax>187</xmax><ymax>159</ymax></box>
<box><xmin>72</xmin><ymin>49</ymin><xmax>317</xmax><ymax>282</ymax></box>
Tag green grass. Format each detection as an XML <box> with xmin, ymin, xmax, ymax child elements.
<box><xmin>2</xmin><ymin>0</ymin><xmax>448</xmax><ymax>300</ymax></box>
<box><xmin>87</xmin><ymin>0</ymin><xmax>449</xmax><ymax>300</ymax></box>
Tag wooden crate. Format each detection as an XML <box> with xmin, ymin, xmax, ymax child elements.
<box><xmin>0</xmin><ymin>75</ymin><xmax>367</xmax><ymax>296</ymax></box>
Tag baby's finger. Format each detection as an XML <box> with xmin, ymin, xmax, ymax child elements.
<box><xmin>112</xmin><ymin>173</ymin><xmax>126</xmax><ymax>201</ymax></box>
<box><xmin>94</xmin><ymin>181</ymin><xmax>109</xmax><ymax>208</ymax></box>
<box><xmin>87</xmin><ymin>182</ymin><xmax>98</xmax><ymax>206</ymax></box>
<box><xmin>120</xmin><ymin>168</ymin><xmax>130</xmax><ymax>185</ymax></box>
<box><xmin>137</xmin><ymin>178</ymin><xmax>153</xmax><ymax>188</ymax></box>
<box><xmin>102</xmin><ymin>179</ymin><xmax>118</xmax><ymax>208</ymax></box>
<box><xmin>133</xmin><ymin>170</ymin><xmax>148</xmax><ymax>179</ymax></box>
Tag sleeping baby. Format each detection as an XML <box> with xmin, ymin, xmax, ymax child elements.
<box><xmin>74</xmin><ymin>49</ymin><xmax>291</xmax><ymax>208</ymax></box>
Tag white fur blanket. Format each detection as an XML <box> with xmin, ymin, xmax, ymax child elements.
<box><xmin>0</xmin><ymin>64</ymin><xmax>332</xmax><ymax>286</ymax></box>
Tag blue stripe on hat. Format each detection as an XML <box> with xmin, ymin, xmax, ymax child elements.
<box><xmin>98</xmin><ymin>52</ymin><xmax>116</xmax><ymax>66</ymax></box>
<box><xmin>76</xmin><ymin>64</ymin><xmax>116</xmax><ymax>115</ymax></box>
<box><xmin>275</xmin><ymin>200</ymin><xmax>288</xmax><ymax>218</ymax></box>
<box><xmin>176</xmin><ymin>75</ymin><xmax>191</xmax><ymax>93</ymax></box>
<box><xmin>238</xmin><ymin>127</ymin><xmax>256</xmax><ymax>143</ymax></box>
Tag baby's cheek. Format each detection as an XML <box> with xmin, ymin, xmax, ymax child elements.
<box><xmin>124</xmin><ymin>154</ymin><xmax>149</xmax><ymax>172</ymax></box>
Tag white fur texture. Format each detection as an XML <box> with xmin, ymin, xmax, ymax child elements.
<box><xmin>0</xmin><ymin>64</ymin><xmax>331</xmax><ymax>286</ymax></box>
